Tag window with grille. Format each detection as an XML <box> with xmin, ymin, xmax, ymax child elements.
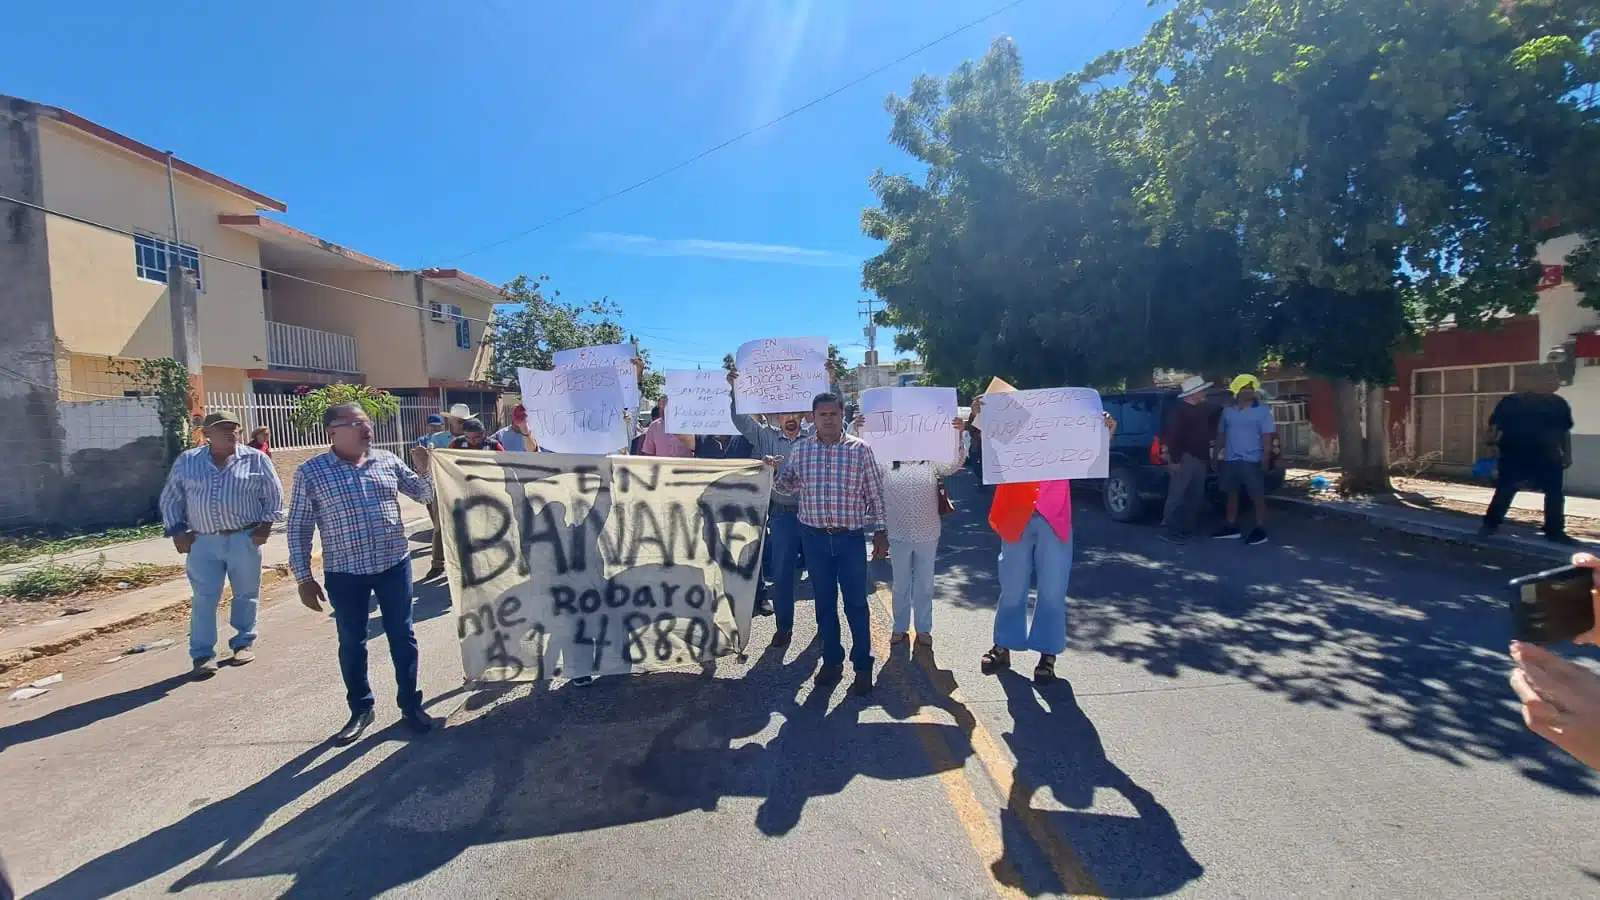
<box><xmin>134</xmin><ymin>234</ymin><xmax>203</xmax><ymax>292</ymax></box>
<box><xmin>451</xmin><ymin>305</ymin><xmax>471</xmax><ymax>349</ymax></box>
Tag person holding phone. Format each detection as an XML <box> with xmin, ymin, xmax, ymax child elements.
<box><xmin>1510</xmin><ymin>553</ymin><xmax>1600</xmax><ymax>770</ymax></box>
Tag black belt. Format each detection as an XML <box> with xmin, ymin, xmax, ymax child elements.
<box><xmin>197</xmin><ymin>525</ymin><xmax>254</xmax><ymax>536</ymax></box>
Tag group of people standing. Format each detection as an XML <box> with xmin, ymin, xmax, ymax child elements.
<box><xmin>157</xmin><ymin>360</ymin><xmax>1120</xmax><ymax>741</ymax></box>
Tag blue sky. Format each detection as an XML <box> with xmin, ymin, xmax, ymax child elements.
<box><xmin>6</xmin><ymin>0</ymin><xmax>1164</xmax><ymax>370</ymax></box>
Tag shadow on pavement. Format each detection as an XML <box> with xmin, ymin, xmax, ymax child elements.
<box><xmin>993</xmin><ymin>670</ymin><xmax>1202</xmax><ymax>898</ymax></box>
<box><xmin>0</xmin><ymin>673</ymin><xmax>193</xmax><ymax>753</ymax></box>
<box><xmin>935</xmin><ymin>470</ymin><xmax>1598</xmax><ymax>797</ymax></box>
<box><xmin>23</xmin><ymin>637</ymin><xmax>973</xmax><ymax>898</ymax></box>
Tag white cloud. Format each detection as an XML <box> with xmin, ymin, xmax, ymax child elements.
<box><xmin>577</xmin><ymin>232</ymin><xmax>857</xmax><ymax>267</ymax></box>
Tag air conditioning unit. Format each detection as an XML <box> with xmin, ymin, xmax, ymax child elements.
<box><xmin>429</xmin><ymin>302</ymin><xmax>448</xmax><ymax>322</ymax></box>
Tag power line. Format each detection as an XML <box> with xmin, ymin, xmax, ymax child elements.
<box><xmin>0</xmin><ymin>192</ymin><xmax>727</xmax><ymax>371</ymax></box>
<box><xmin>443</xmin><ymin>0</ymin><xmax>1031</xmax><ymax>263</ymax></box>
<box><xmin>0</xmin><ymin>191</ymin><xmax>499</xmax><ymax>327</ymax></box>
<box><xmin>0</xmin><ymin>363</ymin><xmax>126</xmax><ymax>399</ymax></box>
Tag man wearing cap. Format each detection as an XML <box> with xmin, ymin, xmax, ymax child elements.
<box><xmin>1213</xmin><ymin>374</ymin><xmax>1277</xmax><ymax>545</ymax></box>
<box><xmin>1160</xmin><ymin>376</ymin><xmax>1219</xmax><ymax>543</ymax></box>
<box><xmin>159</xmin><ymin>410</ymin><xmax>285</xmax><ymax>677</ymax></box>
<box><xmin>491</xmin><ymin>405</ymin><xmax>538</xmax><ymax>452</ymax></box>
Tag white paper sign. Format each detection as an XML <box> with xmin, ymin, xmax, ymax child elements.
<box><xmin>859</xmin><ymin>387</ymin><xmax>959</xmax><ymax>465</ymax></box>
<box><xmin>664</xmin><ymin>370</ymin><xmax>738</xmax><ymax>436</ymax></box>
<box><xmin>733</xmin><ymin>336</ymin><xmax>830</xmax><ymax>415</ymax></box>
<box><xmin>553</xmin><ymin>343</ymin><xmax>640</xmax><ymax>409</ymax></box>
<box><xmin>517</xmin><ymin>365</ymin><xmax>628</xmax><ymax>455</ymax></box>
<box><xmin>980</xmin><ymin>388</ymin><xmax>1109</xmax><ymax>484</ymax></box>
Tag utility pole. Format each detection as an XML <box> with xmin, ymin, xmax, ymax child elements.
<box><xmin>166</xmin><ymin>151</ymin><xmax>204</xmax><ymax>429</ymax></box>
<box><xmin>857</xmin><ymin>297</ymin><xmax>881</xmax><ymax>368</ymax></box>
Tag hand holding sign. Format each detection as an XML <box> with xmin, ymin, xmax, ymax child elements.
<box><xmin>664</xmin><ymin>369</ymin><xmax>739</xmax><ymax>435</ymax></box>
<box><xmin>733</xmin><ymin>336</ymin><xmax>830</xmax><ymax>415</ymax></box>
<box><xmin>858</xmin><ymin>387</ymin><xmax>960</xmax><ymax>465</ymax></box>
<box><xmin>980</xmin><ymin>387</ymin><xmax>1110</xmax><ymax>484</ymax></box>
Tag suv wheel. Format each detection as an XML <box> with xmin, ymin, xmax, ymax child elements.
<box><xmin>1103</xmin><ymin>467</ymin><xmax>1144</xmax><ymax>522</ymax></box>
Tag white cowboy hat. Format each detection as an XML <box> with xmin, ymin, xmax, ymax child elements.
<box><xmin>445</xmin><ymin>403</ymin><xmax>474</xmax><ymax>419</ymax></box>
<box><xmin>1177</xmin><ymin>375</ymin><xmax>1211</xmax><ymax>399</ymax></box>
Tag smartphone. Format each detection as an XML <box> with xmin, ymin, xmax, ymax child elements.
<box><xmin>1509</xmin><ymin>564</ymin><xmax>1596</xmax><ymax>645</ymax></box>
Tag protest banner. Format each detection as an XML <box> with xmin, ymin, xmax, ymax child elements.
<box><xmin>553</xmin><ymin>343</ymin><xmax>641</xmax><ymax>409</ymax></box>
<box><xmin>664</xmin><ymin>369</ymin><xmax>738</xmax><ymax>436</ymax></box>
<box><xmin>434</xmin><ymin>451</ymin><xmax>771</xmax><ymax>682</ymax></box>
<box><xmin>733</xmin><ymin>336</ymin><xmax>830</xmax><ymax>414</ymax></box>
<box><xmin>980</xmin><ymin>387</ymin><xmax>1109</xmax><ymax>484</ymax></box>
<box><xmin>859</xmin><ymin>386</ymin><xmax>960</xmax><ymax>465</ymax></box>
<box><xmin>517</xmin><ymin>365</ymin><xmax>628</xmax><ymax>455</ymax></box>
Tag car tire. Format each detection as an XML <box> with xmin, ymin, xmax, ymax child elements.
<box><xmin>1103</xmin><ymin>467</ymin><xmax>1145</xmax><ymax>523</ymax></box>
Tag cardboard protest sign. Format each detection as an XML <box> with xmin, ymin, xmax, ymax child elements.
<box><xmin>553</xmin><ymin>343</ymin><xmax>641</xmax><ymax>410</ymax></box>
<box><xmin>971</xmin><ymin>376</ymin><xmax>1016</xmax><ymax>430</ymax></box>
<box><xmin>664</xmin><ymin>369</ymin><xmax>738</xmax><ymax>436</ymax></box>
<box><xmin>517</xmin><ymin>365</ymin><xmax>628</xmax><ymax>455</ymax></box>
<box><xmin>733</xmin><ymin>336</ymin><xmax>830</xmax><ymax>415</ymax></box>
<box><xmin>859</xmin><ymin>386</ymin><xmax>960</xmax><ymax>465</ymax></box>
<box><xmin>980</xmin><ymin>388</ymin><xmax>1109</xmax><ymax>484</ymax></box>
<box><xmin>435</xmin><ymin>451</ymin><xmax>772</xmax><ymax>682</ymax></box>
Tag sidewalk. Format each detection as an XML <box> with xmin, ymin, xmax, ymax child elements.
<box><xmin>0</xmin><ymin>496</ymin><xmax>432</xmax><ymax>667</ymax></box>
<box><xmin>1276</xmin><ymin>468</ymin><xmax>1599</xmax><ymax>564</ymax></box>
<box><xmin>0</xmin><ymin>496</ymin><xmax>431</xmax><ymax>579</ymax></box>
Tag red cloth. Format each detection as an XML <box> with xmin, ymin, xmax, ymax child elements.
<box><xmin>248</xmin><ymin>439</ymin><xmax>271</xmax><ymax>457</ymax></box>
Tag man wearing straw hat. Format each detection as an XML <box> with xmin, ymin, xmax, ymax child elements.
<box><xmin>1160</xmin><ymin>375</ymin><xmax>1218</xmax><ymax>543</ymax></box>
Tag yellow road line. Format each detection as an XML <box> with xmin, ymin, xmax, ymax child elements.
<box><xmin>869</xmin><ymin>582</ymin><xmax>1103</xmax><ymax>898</ymax></box>
<box><xmin>866</xmin><ymin>591</ymin><xmax>1026</xmax><ymax>899</ymax></box>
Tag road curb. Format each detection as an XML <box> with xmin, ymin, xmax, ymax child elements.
<box><xmin>0</xmin><ymin>516</ymin><xmax>432</xmax><ymax>674</ymax></box>
<box><xmin>1268</xmin><ymin>495</ymin><xmax>1591</xmax><ymax>564</ymax></box>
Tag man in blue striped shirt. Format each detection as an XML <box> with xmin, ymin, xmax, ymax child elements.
<box><xmin>288</xmin><ymin>402</ymin><xmax>437</xmax><ymax>744</ymax></box>
<box><xmin>159</xmin><ymin>410</ymin><xmax>285</xmax><ymax>678</ymax></box>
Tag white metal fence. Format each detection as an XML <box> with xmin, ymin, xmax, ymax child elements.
<box><xmin>206</xmin><ymin>392</ymin><xmax>440</xmax><ymax>453</ymax></box>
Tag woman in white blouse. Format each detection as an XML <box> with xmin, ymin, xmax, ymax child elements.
<box><xmin>853</xmin><ymin>415</ymin><xmax>968</xmax><ymax>647</ymax></box>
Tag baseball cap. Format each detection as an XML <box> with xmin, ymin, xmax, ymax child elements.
<box><xmin>426</xmin><ymin>413</ymin><xmax>445</xmax><ymax>425</ymax></box>
<box><xmin>202</xmin><ymin>410</ymin><xmax>242</xmax><ymax>428</ymax></box>
<box><xmin>463</xmin><ymin>418</ymin><xmax>486</xmax><ymax>433</ymax></box>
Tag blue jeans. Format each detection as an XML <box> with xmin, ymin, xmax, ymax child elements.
<box><xmin>799</xmin><ymin>525</ymin><xmax>873</xmax><ymax>673</ymax></box>
<box><xmin>326</xmin><ymin>560</ymin><xmax>422</xmax><ymax>714</ymax></box>
<box><xmin>994</xmin><ymin>514</ymin><xmax>1072</xmax><ymax>655</ymax></box>
<box><xmin>186</xmin><ymin>532</ymin><xmax>262</xmax><ymax>660</ymax></box>
<box><xmin>763</xmin><ymin>505</ymin><xmax>803</xmax><ymax>631</ymax></box>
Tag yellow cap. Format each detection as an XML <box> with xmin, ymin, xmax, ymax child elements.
<box><xmin>1229</xmin><ymin>374</ymin><xmax>1261</xmax><ymax>394</ymax></box>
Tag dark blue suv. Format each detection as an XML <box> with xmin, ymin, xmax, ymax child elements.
<box><xmin>1095</xmin><ymin>388</ymin><xmax>1285</xmax><ymax>523</ymax></box>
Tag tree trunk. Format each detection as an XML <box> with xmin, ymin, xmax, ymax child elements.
<box><xmin>1331</xmin><ymin>378</ymin><xmax>1392</xmax><ymax>495</ymax></box>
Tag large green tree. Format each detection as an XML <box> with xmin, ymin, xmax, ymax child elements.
<box><xmin>486</xmin><ymin>274</ymin><xmax>665</xmax><ymax>400</ymax></box>
<box><xmin>861</xmin><ymin>39</ymin><xmax>1263</xmax><ymax>393</ymax></box>
<box><xmin>1121</xmin><ymin>0</ymin><xmax>1600</xmax><ymax>490</ymax></box>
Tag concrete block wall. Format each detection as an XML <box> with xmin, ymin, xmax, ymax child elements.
<box><xmin>54</xmin><ymin>397</ymin><xmax>168</xmax><ymax>528</ymax></box>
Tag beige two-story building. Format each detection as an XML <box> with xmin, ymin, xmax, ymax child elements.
<box><xmin>3</xmin><ymin>94</ymin><xmax>500</xmax><ymax>408</ymax></box>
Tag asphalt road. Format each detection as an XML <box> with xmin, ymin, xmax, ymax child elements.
<box><xmin>2</xmin><ymin>472</ymin><xmax>1598</xmax><ymax>899</ymax></box>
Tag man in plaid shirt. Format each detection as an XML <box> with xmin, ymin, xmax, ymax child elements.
<box><xmin>770</xmin><ymin>391</ymin><xmax>887</xmax><ymax>696</ymax></box>
<box><xmin>288</xmin><ymin>402</ymin><xmax>437</xmax><ymax>744</ymax></box>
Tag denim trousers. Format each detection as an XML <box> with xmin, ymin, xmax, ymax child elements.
<box><xmin>888</xmin><ymin>537</ymin><xmax>938</xmax><ymax>633</ymax></box>
<box><xmin>994</xmin><ymin>514</ymin><xmax>1072</xmax><ymax>655</ymax></box>
<box><xmin>186</xmin><ymin>532</ymin><xmax>262</xmax><ymax>660</ymax></box>
<box><xmin>799</xmin><ymin>524</ymin><xmax>873</xmax><ymax>673</ymax></box>
<box><xmin>325</xmin><ymin>560</ymin><xmax>422</xmax><ymax>714</ymax></box>
<box><xmin>763</xmin><ymin>505</ymin><xmax>804</xmax><ymax>631</ymax></box>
